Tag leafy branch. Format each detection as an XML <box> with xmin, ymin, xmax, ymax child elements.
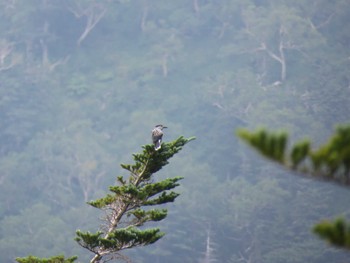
<box><xmin>237</xmin><ymin>125</ymin><xmax>350</xmax><ymax>185</ymax></box>
<box><xmin>16</xmin><ymin>136</ymin><xmax>195</xmax><ymax>263</ymax></box>
<box><xmin>237</xmin><ymin>125</ymin><xmax>350</xmax><ymax>250</ymax></box>
<box><xmin>76</xmin><ymin>136</ymin><xmax>195</xmax><ymax>263</ymax></box>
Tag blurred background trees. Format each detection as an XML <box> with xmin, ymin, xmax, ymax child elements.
<box><xmin>1</xmin><ymin>0</ymin><xmax>350</xmax><ymax>262</ymax></box>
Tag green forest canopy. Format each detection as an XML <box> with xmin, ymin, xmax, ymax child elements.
<box><xmin>1</xmin><ymin>0</ymin><xmax>350</xmax><ymax>262</ymax></box>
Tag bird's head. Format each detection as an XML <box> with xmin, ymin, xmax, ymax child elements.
<box><xmin>155</xmin><ymin>124</ymin><xmax>167</xmax><ymax>130</ymax></box>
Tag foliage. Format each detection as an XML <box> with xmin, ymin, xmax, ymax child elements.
<box><xmin>76</xmin><ymin>136</ymin><xmax>194</xmax><ymax>262</ymax></box>
<box><xmin>237</xmin><ymin>125</ymin><xmax>350</xmax><ymax>185</ymax></box>
<box><xmin>237</xmin><ymin>124</ymin><xmax>350</xmax><ymax>250</ymax></box>
<box><xmin>314</xmin><ymin>218</ymin><xmax>350</xmax><ymax>249</ymax></box>
<box><xmin>16</xmin><ymin>136</ymin><xmax>194</xmax><ymax>263</ymax></box>
<box><xmin>16</xmin><ymin>255</ymin><xmax>77</xmax><ymax>263</ymax></box>
<box><xmin>1</xmin><ymin>0</ymin><xmax>350</xmax><ymax>262</ymax></box>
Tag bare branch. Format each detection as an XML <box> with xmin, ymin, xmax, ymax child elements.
<box><xmin>49</xmin><ymin>56</ymin><xmax>70</xmax><ymax>72</ymax></box>
<box><xmin>40</xmin><ymin>39</ymin><xmax>70</xmax><ymax>72</ymax></box>
<box><xmin>308</xmin><ymin>12</ymin><xmax>335</xmax><ymax>30</ymax></box>
<box><xmin>67</xmin><ymin>2</ymin><xmax>107</xmax><ymax>46</ymax></box>
<box><xmin>0</xmin><ymin>40</ymin><xmax>20</xmax><ymax>71</ymax></box>
<box><xmin>260</xmin><ymin>28</ymin><xmax>287</xmax><ymax>82</ymax></box>
<box><xmin>162</xmin><ymin>53</ymin><xmax>168</xmax><ymax>77</ymax></box>
<box><xmin>193</xmin><ymin>0</ymin><xmax>199</xmax><ymax>14</ymax></box>
<box><xmin>140</xmin><ymin>0</ymin><xmax>149</xmax><ymax>32</ymax></box>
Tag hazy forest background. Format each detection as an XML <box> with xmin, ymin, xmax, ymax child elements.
<box><xmin>1</xmin><ymin>0</ymin><xmax>350</xmax><ymax>262</ymax></box>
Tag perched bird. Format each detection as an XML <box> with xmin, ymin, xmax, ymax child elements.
<box><xmin>152</xmin><ymin>125</ymin><xmax>167</xmax><ymax>150</ymax></box>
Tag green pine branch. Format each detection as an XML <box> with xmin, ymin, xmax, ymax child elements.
<box><xmin>237</xmin><ymin>124</ymin><xmax>350</xmax><ymax>251</ymax></box>
<box><xmin>313</xmin><ymin>218</ymin><xmax>350</xmax><ymax>249</ymax></box>
<box><xmin>76</xmin><ymin>136</ymin><xmax>195</xmax><ymax>263</ymax></box>
<box><xmin>16</xmin><ymin>136</ymin><xmax>195</xmax><ymax>263</ymax></box>
<box><xmin>236</xmin><ymin>125</ymin><xmax>350</xmax><ymax>185</ymax></box>
<box><xmin>16</xmin><ymin>255</ymin><xmax>78</xmax><ymax>263</ymax></box>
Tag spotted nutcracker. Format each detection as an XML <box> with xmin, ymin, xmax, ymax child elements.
<box><xmin>152</xmin><ymin>125</ymin><xmax>167</xmax><ymax>150</ymax></box>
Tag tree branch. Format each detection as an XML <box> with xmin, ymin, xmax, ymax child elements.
<box><xmin>67</xmin><ymin>2</ymin><xmax>107</xmax><ymax>46</ymax></box>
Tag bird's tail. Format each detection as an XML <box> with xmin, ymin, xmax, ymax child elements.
<box><xmin>154</xmin><ymin>140</ymin><xmax>161</xmax><ymax>151</ymax></box>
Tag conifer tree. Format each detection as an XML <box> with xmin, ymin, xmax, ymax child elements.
<box><xmin>16</xmin><ymin>136</ymin><xmax>195</xmax><ymax>263</ymax></box>
<box><xmin>237</xmin><ymin>125</ymin><xmax>350</xmax><ymax>250</ymax></box>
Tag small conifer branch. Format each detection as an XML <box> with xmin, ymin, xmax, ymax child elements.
<box><xmin>313</xmin><ymin>217</ymin><xmax>350</xmax><ymax>249</ymax></box>
<box><xmin>16</xmin><ymin>255</ymin><xmax>78</xmax><ymax>263</ymax></box>
<box><xmin>78</xmin><ymin>136</ymin><xmax>195</xmax><ymax>263</ymax></box>
<box><xmin>237</xmin><ymin>125</ymin><xmax>350</xmax><ymax>187</ymax></box>
<box><xmin>237</xmin><ymin>126</ymin><xmax>350</xmax><ymax>251</ymax></box>
<box><xmin>134</xmin><ymin>158</ymin><xmax>149</xmax><ymax>184</ymax></box>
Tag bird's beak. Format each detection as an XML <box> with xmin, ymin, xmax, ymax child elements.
<box><xmin>163</xmin><ymin>126</ymin><xmax>168</xmax><ymax>129</ymax></box>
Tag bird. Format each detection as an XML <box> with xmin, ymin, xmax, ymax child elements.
<box><xmin>152</xmin><ymin>125</ymin><xmax>167</xmax><ymax>150</ymax></box>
